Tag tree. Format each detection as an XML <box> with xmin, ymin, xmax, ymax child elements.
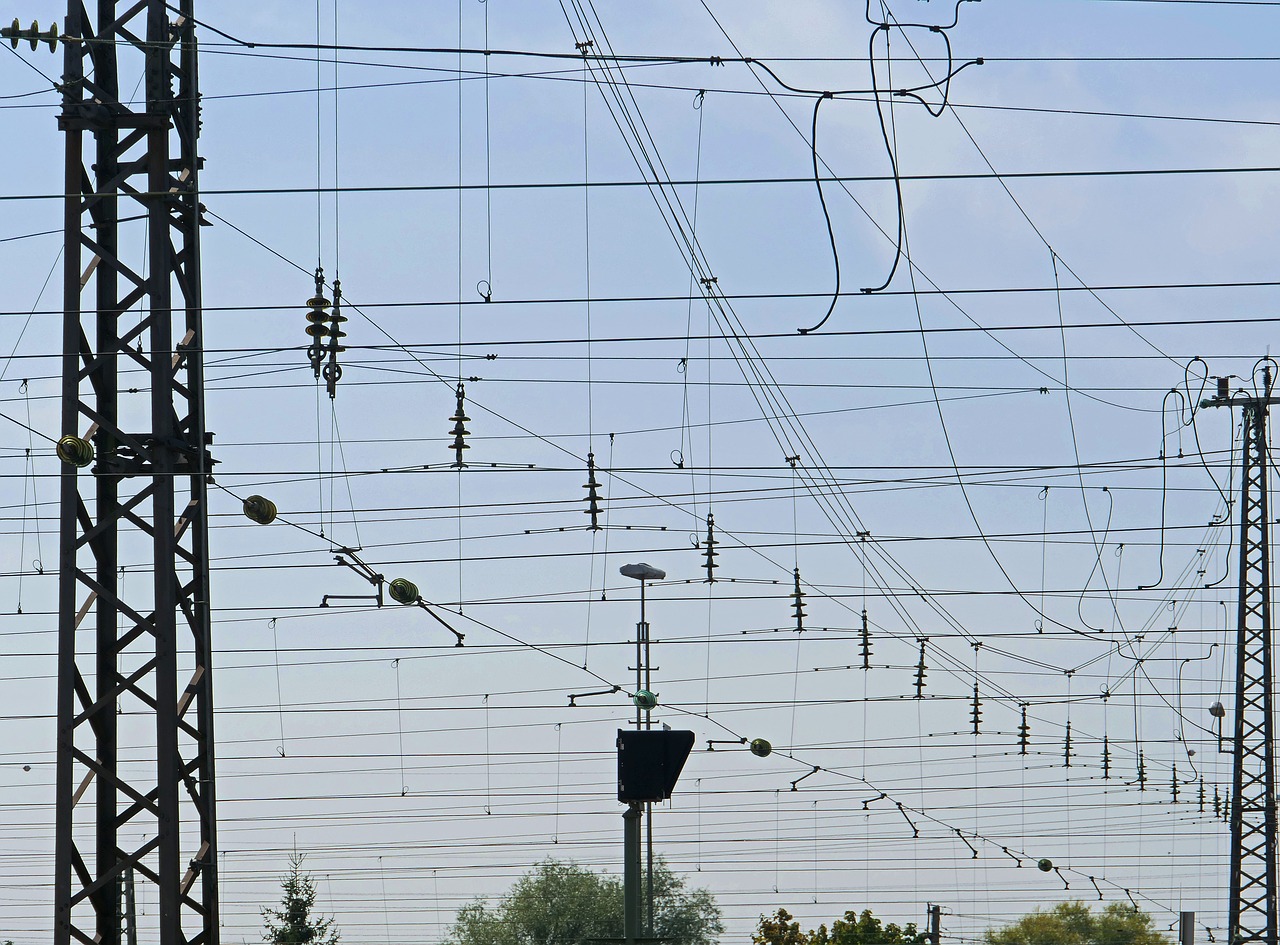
<box><xmin>754</xmin><ymin>908</ymin><xmax>929</xmax><ymax>945</ymax></box>
<box><xmin>754</xmin><ymin>908</ymin><xmax>808</xmax><ymax>945</ymax></box>
<box><xmin>984</xmin><ymin>902</ymin><xmax>1167</xmax><ymax>945</ymax></box>
<box><xmin>816</xmin><ymin>910</ymin><xmax>930</xmax><ymax>945</ymax></box>
<box><xmin>446</xmin><ymin>858</ymin><xmax>723</xmax><ymax>945</ymax></box>
<box><xmin>261</xmin><ymin>853</ymin><xmax>340</xmax><ymax>945</ymax></box>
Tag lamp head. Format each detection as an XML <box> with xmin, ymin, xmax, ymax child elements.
<box><xmin>620</xmin><ymin>563</ymin><xmax>666</xmax><ymax>582</ymax></box>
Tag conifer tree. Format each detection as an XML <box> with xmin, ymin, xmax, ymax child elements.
<box><xmin>261</xmin><ymin>853</ymin><xmax>340</xmax><ymax>945</ymax></box>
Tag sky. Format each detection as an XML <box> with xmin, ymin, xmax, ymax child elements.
<box><xmin>2</xmin><ymin>0</ymin><xmax>1280</xmax><ymax>942</ymax></box>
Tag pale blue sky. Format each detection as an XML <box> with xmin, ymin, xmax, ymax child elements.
<box><xmin>1</xmin><ymin>1</ymin><xmax>1278</xmax><ymax>942</ymax></box>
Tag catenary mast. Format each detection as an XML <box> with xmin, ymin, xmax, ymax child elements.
<box><xmin>53</xmin><ymin>3</ymin><xmax>219</xmax><ymax>943</ymax></box>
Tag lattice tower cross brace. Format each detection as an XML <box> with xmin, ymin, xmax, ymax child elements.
<box><xmin>54</xmin><ymin>3</ymin><xmax>219</xmax><ymax>945</ymax></box>
<box><xmin>1204</xmin><ymin>370</ymin><xmax>1280</xmax><ymax>945</ymax></box>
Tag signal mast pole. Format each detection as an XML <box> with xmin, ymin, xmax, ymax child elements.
<box><xmin>52</xmin><ymin>3</ymin><xmax>219</xmax><ymax>944</ymax></box>
<box><xmin>1202</xmin><ymin>369</ymin><xmax>1279</xmax><ymax>945</ymax></box>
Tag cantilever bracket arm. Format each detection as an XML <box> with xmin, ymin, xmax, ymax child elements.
<box><xmin>321</xmin><ymin>547</ymin><xmax>386</xmax><ymax>607</ymax></box>
<box><xmin>790</xmin><ymin>765</ymin><xmax>820</xmax><ymax>791</ymax></box>
<box><xmin>706</xmin><ymin>738</ymin><xmax>747</xmax><ymax>751</ymax></box>
<box><xmin>414</xmin><ymin>598</ymin><xmax>466</xmax><ymax>646</ymax></box>
<box><xmin>568</xmin><ymin>686</ymin><xmax>621</xmax><ymax>707</ymax></box>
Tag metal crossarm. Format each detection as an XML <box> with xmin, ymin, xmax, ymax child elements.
<box><xmin>54</xmin><ymin>4</ymin><xmax>219</xmax><ymax>944</ymax></box>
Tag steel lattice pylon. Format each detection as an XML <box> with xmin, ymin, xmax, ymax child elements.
<box><xmin>54</xmin><ymin>3</ymin><xmax>218</xmax><ymax>945</ymax></box>
<box><xmin>1205</xmin><ymin>371</ymin><xmax>1279</xmax><ymax>945</ymax></box>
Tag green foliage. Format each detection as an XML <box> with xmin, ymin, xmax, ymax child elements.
<box><xmin>754</xmin><ymin>908</ymin><xmax>929</xmax><ymax>945</ymax></box>
<box><xmin>445</xmin><ymin>858</ymin><xmax>723</xmax><ymax>945</ymax></box>
<box><xmin>261</xmin><ymin>853</ymin><xmax>340</xmax><ymax>945</ymax></box>
<box><xmin>984</xmin><ymin>902</ymin><xmax>1167</xmax><ymax>945</ymax></box>
<box><xmin>816</xmin><ymin>910</ymin><xmax>930</xmax><ymax>945</ymax></box>
<box><xmin>754</xmin><ymin>909</ymin><xmax>809</xmax><ymax>945</ymax></box>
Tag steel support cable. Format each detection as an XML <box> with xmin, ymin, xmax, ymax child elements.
<box><xmin>47</xmin><ymin>16</ymin><xmax>1218</xmax><ymax>906</ymax></box>
<box><xmin>893</xmin><ymin>166</ymin><xmax>1108</xmax><ymax>642</ymax></box>
<box><xmin>693</xmin><ymin>3</ymin><xmax>1158</xmax><ymax>414</ymax></box>
<box><xmin>496</xmin><ymin>1</ymin><xmax>1177</xmax><ymax>711</ymax></box>
<box><xmin>559</xmin><ymin>0</ymin><xmax>940</xmax><ymax>652</ymax></box>
<box><xmin>840</xmin><ymin>52</ymin><xmax>1237</xmax><ymax>668</ymax></box>
<box><xmin>558</xmin><ymin>6</ymin><xmax>1070</xmax><ymax>714</ymax></box>
<box><xmin>12</xmin><ymin>39</ymin><xmax>1280</xmax><ymax>137</ymax></box>
<box><xmin>195</xmin><ymin>219</ymin><xmax>989</xmax><ymax>715</ymax></box>
<box><xmin>14</xmin><ymin>164</ymin><xmax>1280</xmax><ymax>203</ymax></box>
<box><xmin>558</xmin><ymin>3</ymin><xmax>940</xmax><ymax>644</ymax></box>
<box><xmin>199</xmin><ymin>29</ymin><xmax>1018</xmax><ymax>742</ymax></box>
<box><xmin>887</xmin><ymin>11</ymin><xmax>1180</xmax><ymax>369</ymax></box>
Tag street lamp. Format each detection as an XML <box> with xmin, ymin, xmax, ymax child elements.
<box><xmin>620</xmin><ymin>563</ymin><xmax>664</xmax><ymax>731</ymax></box>
<box><xmin>618</xmin><ymin>562</ymin><xmax>665</xmax><ymax>942</ymax></box>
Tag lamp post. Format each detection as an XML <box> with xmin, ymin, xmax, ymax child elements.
<box><xmin>619</xmin><ymin>562</ymin><xmax>665</xmax><ymax>942</ymax></box>
<box><xmin>620</xmin><ymin>563</ymin><xmax>664</xmax><ymax>731</ymax></box>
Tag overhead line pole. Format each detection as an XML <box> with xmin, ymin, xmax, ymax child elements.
<box><xmin>54</xmin><ymin>3</ymin><xmax>219</xmax><ymax>944</ymax></box>
<box><xmin>1202</xmin><ymin>369</ymin><xmax>1280</xmax><ymax>945</ymax></box>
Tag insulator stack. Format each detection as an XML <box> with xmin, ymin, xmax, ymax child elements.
<box><xmin>791</xmin><ymin>567</ymin><xmax>805</xmax><ymax>630</ymax></box>
<box><xmin>2</xmin><ymin>18</ymin><xmax>59</xmax><ymax>52</ymax></box>
<box><xmin>1224</xmin><ymin>795</ymin><xmax>1231</xmax><ymax>823</ymax></box>
<box><xmin>1198</xmin><ymin>779</ymin><xmax>1206</xmax><ymax>813</ymax></box>
<box><xmin>323</xmin><ymin>278</ymin><xmax>347</xmax><ymax>399</ymax></box>
<box><xmin>970</xmin><ymin>684</ymin><xmax>982</xmax><ymax>734</ymax></box>
<box><xmin>913</xmin><ymin>640</ymin><xmax>927</xmax><ymax>698</ymax></box>
<box><xmin>583</xmin><ymin>452</ymin><xmax>601</xmax><ymax>528</ymax></box>
<box><xmin>242</xmin><ymin>495</ymin><xmax>277</xmax><ymax>525</ymax></box>
<box><xmin>1102</xmin><ymin>735</ymin><xmax>1111</xmax><ymax>779</ymax></box>
<box><xmin>859</xmin><ymin>609</ymin><xmax>871</xmax><ymax>669</ymax></box>
<box><xmin>450</xmin><ymin>382</ymin><xmax>470</xmax><ymax>468</ymax></box>
<box><xmin>1171</xmin><ymin>765</ymin><xmax>1179</xmax><ymax>803</ymax></box>
<box><xmin>388</xmin><ymin>577</ymin><xmax>420</xmax><ymax>604</ymax></box>
<box><xmin>1064</xmin><ymin>721</ymin><xmax>1073</xmax><ymax>767</ymax></box>
<box><xmin>702</xmin><ymin>513</ymin><xmax>718</xmax><ymax>582</ymax></box>
<box><xmin>305</xmin><ymin>267</ymin><xmax>331</xmax><ymax>378</ymax></box>
<box><xmin>56</xmin><ymin>434</ymin><xmax>94</xmax><ymax>468</ymax></box>
<box><xmin>1137</xmin><ymin>750</ymin><xmax>1147</xmax><ymax>791</ymax></box>
<box><xmin>1017</xmin><ymin>705</ymin><xmax>1030</xmax><ymax>755</ymax></box>
<box><xmin>1214</xmin><ymin>786</ymin><xmax>1222</xmax><ymax>818</ymax></box>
